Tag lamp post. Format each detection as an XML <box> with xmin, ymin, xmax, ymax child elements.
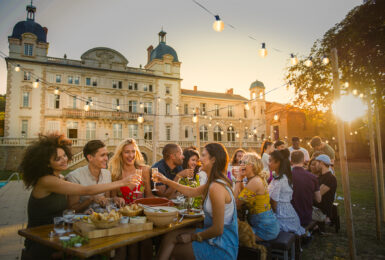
<box><xmin>330</xmin><ymin>48</ymin><xmax>357</xmax><ymax>259</ymax></box>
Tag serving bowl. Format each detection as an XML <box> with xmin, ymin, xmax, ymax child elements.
<box><xmin>143</xmin><ymin>206</ymin><xmax>178</xmax><ymax>227</ymax></box>
<box><xmin>135</xmin><ymin>198</ymin><xmax>174</xmax><ymax>207</ymax></box>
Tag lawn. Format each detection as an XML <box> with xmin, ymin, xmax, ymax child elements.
<box><xmin>302</xmin><ymin>161</ymin><xmax>385</xmax><ymax>259</ymax></box>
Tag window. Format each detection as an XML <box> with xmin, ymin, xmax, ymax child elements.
<box><xmin>68</xmin><ymin>76</ymin><xmax>73</xmax><ymax>84</ymax></box>
<box><xmin>184</xmin><ymin>104</ymin><xmax>188</xmax><ymax>115</ymax></box>
<box><xmin>213</xmin><ymin>126</ymin><xmax>222</xmax><ymax>141</ymax></box>
<box><xmin>228</xmin><ymin>106</ymin><xmax>234</xmax><ymax>117</ymax></box>
<box><xmin>56</xmin><ymin>75</ymin><xmax>61</xmax><ymax>83</ymax></box>
<box><xmin>21</xmin><ymin>120</ymin><xmax>28</xmax><ymax>137</ymax></box>
<box><xmin>112</xmin><ymin>80</ymin><xmax>117</xmax><ymax>89</ymax></box>
<box><xmin>47</xmin><ymin>121</ymin><xmax>60</xmax><ymax>133</ymax></box>
<box><xmin>22</xmin><ymin>92</ymin><xmax>30</xmax><ymax>107</ymax></box>
<box><xmin>24</xmin><ymin>44</ymin><xmax>33</xmax><ymax>56</ymax></box>
<box><xmin>252</xmin><ymin>92</ymin><xmax>256</xmax><ymax>99</ymax></box>
<box><xmin>227</xmin><ymin>127</ymin><xmax>235</xmax><ymax>142</ymax></box>
<box><xmin>24</xmin><ymin>71</ymin><xmax>31</xmax><ymax>80</ymax></box>
<box><xmin>166</xmin><ymin>86</ymin><xmax>171</xmax><ymax>95</ymax></box>
<box><xmin>92</xmin><ymin>78</ymin><xmax>97</xmax><ymax>86</ymax></box>
<box><xmin>118</xmin><ymin>81</ymin><xmax>122</xmax><ymax>89</ymax></box>
<box><xmin>49</xmin><ymin>94</ymin><xmax>60</xmax><ymax>109</ymax></box>
<box><xmin>149</xmin><ymin>85</ymin><xmax>153</xmax><ymax>92</ymax></box>
<box><xmin>166</xmin><ymin>126</ymin><xmax>171</xmax><ymax>141</ymax></box>
<box><xmin>72</xmin><ymin>96</ymin><xmax>77</xmax><ymax>109</ymax></box>
<box><xmin>200</xmin><ymin>125</ymin><xmax>208</xmax><ymax>141</ymax></box>
<box><xmin>55</xmin><ymin>95</ymin><xmax>60</xmax><ymax>109</ymax></box>
<box><xmin>215</xmin><ymin>104</ymin><xmax>220</xmax><ymax>117</ymax></box>
<box><xmin>86</xmin><ymin>122</ymin><xmax>96</xmax><ymax>139</ymax></box>
<box><xmin>74</xmin><ymin>76</ymin><xmax>80</xmax><ymax>85</ymax></box>
<box><xmin>113</xmin><ymin>124</ymin><xmax>122</xmax><ymax>139</ymax></box>
<box><xmin>67</xmin><ymin>122</ymin><xmax>78</xmax><ymax>139</ymax></box>
<box><xmin>128</xmin><ymin>124</ymin><xmax>139</xmax><ymax>139</ymax></box>
<box><xmin>128</xmin><ymin>101</ymin><xmax>137</xmax><ymax>113</ymax></box>
<box><xmin>134</xmin><ymin>83</ymin><xmax>138</xmax><ymax>90</ymax></box>
<box><xmin>244</xmin><ymin>109</ymin><xmax>248</xmax><ymax>118</ymax></box>
<box><xmin>185</xmin><ymin>126</ymin><xmax>189</xmax><ymax>138</ymax></box>
<box><xmin>200</xmin><ymin>103</ymin><xmax>206</xmax><ymax>115</ymax></box>
<box><xmin>144</xmin><ymin>102</ymin><xmax>153</xmax><ymax>114</ymax></box>
<box><xmin>144</xmin><ymin>125</ymin><xmax>153</xmax><ymax>140</ymax></box>
<box><xmin>128</xmin><ymin>82</ymin><xmax>133</xmax><ymax>90</ymax></box>
<box><xmin>86</xmin><ymin>77</ymin><xmax>91</xmax><ymax>86</ymax></box>
<box><xmin>166</xmin><ymin>103</ymin><xmax>171</xmax><ymax>115</ymax></box>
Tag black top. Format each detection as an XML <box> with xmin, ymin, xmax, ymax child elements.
<box><xmin>314</xmin><ymin>172</ymin><xmax>337</xmax><ymax>218</ymax></box>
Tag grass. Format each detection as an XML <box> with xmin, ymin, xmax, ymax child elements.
<box><xmin>302</xmin><ymin>161</ymin><xmax>385</xmax><ymax>259</ymax></box>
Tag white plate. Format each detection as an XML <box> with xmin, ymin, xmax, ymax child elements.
<box><xmin>179</xmin><ymin>209</ymin><xmax>204</xmax><ymax>218</ymax></box>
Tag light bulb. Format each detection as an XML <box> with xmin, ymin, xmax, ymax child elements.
<box><xmin>220</xmin><ymin>131</ymin><xmax>224</xmax><ymax>135</ymax></box>
<box><xmin>304</xmin><ymin>57</ymin><xmax>313</xmax><ymax>67</ymax></box>
<box><xmin>253</xmin><ymin>128</ymin><xmax>257</xmax><ymax>134</ymax></box>
<box><xmin>322</xmin><ymin>56</ymin><xmax>329</xmax><ymax>65</ymax></box>
<box><xmin>350</xmin><ymin>132</ymin><xmax>353</xmax><ymax>136</ymax></box>
<box><xmin>326</xmin><ymin>140</ymin><xmax>329</xmax><ymax>144</ymax></box>
<box><xmin>54</xmin><ymin>88</ymin><xmax>59</xmax><ymax>95</ymax></box>
<box><xmin>236</xmin><ymin>133</ymin><xmax>240</xmax><ymax>138</ymax></box>
<box><xmin>355</xmin><ymin>131</ymin><xmax>358</xmax><ymax>135</ymax></box>
<box><xmin>229</xmin><ymin>126</ymin><xmax>232</xmax><ymax>130</ymax></box>
<box><xmin>213</xmin><ymin>15</ymin><xmax>224</xmax><ymax>32</ymax></box>
<box><xmin>116</xmin><ymin>105</ymin><xmax>120</xmax><ymax>111</ymax></box>
<box><xmin>274</xmin><ymin>114</ymin><xmax>279</xmax><ymax>121</ymax></box>
<box><xmin>192</xmin><ymin>113</ymin><xmax>198</xmax><ymax>123</ymax></box>
<box><xmin>352</xmin><ymin>89</ymin><xmax>358</xmax><ymax>95</ymax></box>
<box><xmin>176</xmin><ymin>104</ymin><xmax>179</xmax><ymax>110</ymax></box>
<box><xmin>157</xmin><ymin>97</ymin><xmax>161</xmax><ymax>102</ymax></box>
<box><xmin>140</xmin><ymin>102</ymin><xmax>144</xmax><ymax>109</ymax></box>
<box><xmin>90</xmin><ymin>100</ymin><xmax>94</xmax><ymax>106</ymax></box>
<box><xmin>258</xmin><ymin>43</ymin><xmax>267</xmax><ymax>58</ymax></box>
<box><xmin>209</xmin><ymin>123</ymin><xmax>212</xmax><ymax>127</ymax></box>
<box><xmin>33</xmin><ymin>79</ymin><xmax>39</xmax><ymax>88</ymax></box>
<box><xmin>290</xmin><ymin>54</ymin><xmax>298</xmax><ymax>66</ymax></box>
<box><xmin>84</xmin><ymin>103</ymin><xmax>90</xmax><ymax>111</ymax></box>
<box><xmin>344</xmin><ymin>82</ymin><xmax>349</xmax><ymax>89</ymax></box>
<box><xmin>244</xmin><ymin>102</ymin><xmax>250</xmax><ymax>110</ymax></box>
<box><xmin>137</xmin><ymin>114</ymin><xmax>144</xmax><ymax>123</ymax></box>
<box><xmin>332</xmin><ymin>137</ymin><xmax>335</xmax><ymax>140</ymax></box>
<box><xmin>209</xmin><ymin>116</ymin><xmax>212</xmax><ymax>121</ymax></box>
<box><xmin>15</xmin><ymin>64</ymin><xmax>21</xmax><ymax>72</ymax></box>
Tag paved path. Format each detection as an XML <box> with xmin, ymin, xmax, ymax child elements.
<box><xmin>0</xmin><ymin>181</ymin><xmax>30</xmax><ymax>260</ymax></box>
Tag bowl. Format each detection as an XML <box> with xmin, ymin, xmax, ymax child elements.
<box><xmin>144</xmin><ymin>206</ymin><xmax>179</xmax><ymax>227</ymax></box>
<box><xmin>135</xmin><ymin>198</ymin><xmax>174</xmax><ymax>207</ymax></box>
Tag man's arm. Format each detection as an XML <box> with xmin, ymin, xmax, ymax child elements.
<box><xmin>314</xmin><ymin>191</ymin><xmax>321</xmax><ymax>203</ymax></box>
<box><xmin>67</xmin><ymin>195</ymin><xmax>93</xmax><ymax>213</ymax></box>
<box><xmin>319</xmin><ymin>184</ymin><xmax>330</xmax><ymax>196</ymax></box>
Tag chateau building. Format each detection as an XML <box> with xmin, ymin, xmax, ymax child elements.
<box><xmin>2</xmin><ymin>3</ymin><xmax>266</xmax><ymax>166</ymax></box>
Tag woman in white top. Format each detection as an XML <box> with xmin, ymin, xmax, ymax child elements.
<box><xmin>261</xmin><ymin>141</ymin><xmax>274</xmax><ymax>170</ymax></box>
<box><xmin>152</xmin><ymin>143</ymin><xmax>238</xmax><ymax>260</ymax></box>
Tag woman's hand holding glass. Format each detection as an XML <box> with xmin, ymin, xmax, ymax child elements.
<box><xmin>152</xmin><ymin>171</ymin><xmax>168</xmax><ymax>185</ymax></box>
<box><xmin>121</xmin><ymin>172</ymin><xmax>142</xmax><ymax>187</ymax></box>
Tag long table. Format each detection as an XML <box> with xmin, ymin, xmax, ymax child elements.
<box><xmin>18</xmin><ymin>217</ymin><xmax>203</xmax><ymax>258</ymax></box>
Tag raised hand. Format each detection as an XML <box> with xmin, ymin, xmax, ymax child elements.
<box><xmin>152</xmin><ymin>171</ymin><xmax>168</xmax><ymax>184</ymax></box>
<box><xmin>121</xmin><ymin>174</ymin><xmax>142</xmax><ymax>186</ymax></box>
<box><xmin>178</xmin><ymin>169</ymin><xmax>194</xmax><ymax>179</ymax></box>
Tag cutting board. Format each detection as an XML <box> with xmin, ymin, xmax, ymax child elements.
<box><xmin>73</xmin><ymin>221</ymin><xmax>153</xmax><ymax>239</ymax></box>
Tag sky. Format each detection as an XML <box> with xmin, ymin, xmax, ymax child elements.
<box><xmin>0</xmin><ymin>0</ymin><xmax>362</xmax><ymax>103</ymax></box>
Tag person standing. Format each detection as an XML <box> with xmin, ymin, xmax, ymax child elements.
<box><xmin>227</xmin><ymin>149</ymin><xmax>246</xmax><ymax>183</ymax></box>
<box><xmin>260</xmin><ymin>141</ymin><xmax>274</xmax><ymax>183</ymax></box>
<box><xmin>289</xmin><ymin>137</ymin><xmax>310</xmax><ymax>164</ymax></box>
<box><xmin>310</xmin><ymin>136</ymin><xmax>335</xmax><ymax>164</ymax></box>
<box><xmin>274</xmin><ymin>140</ymin><xmax>286</xmax><ymax>151</ymax></box>
<box><xmin>290</xmin><ymin>151</ymin><xmax>321</xmax><ymax>227</ymax></box>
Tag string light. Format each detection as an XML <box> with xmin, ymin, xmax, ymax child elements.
<box><xmin>352</xmin><ymin>89</ymin><xmax>358</xmax><ymax>95</ymax></box>
<box><xmin>343</xmin><ymin>82</ymin><xmax>349</xmax><ymax>89</ymax></box>
<box><xmin>354</xmin><ymin>131</ymin><xmax>358</xmax><ymax>135</ymax></box>
<box><xmin>15</xmin><ymin>64</ymin><xmax>20</xmax><ymax>72</ymax></box>
<box><xmin>304</xmin><ymin>56</ymin><xmax>313</xmax><ymax>67</ymax></box>
<box><xmin>54</xmin><ymin>87</ymin><xmax>59</xmax><ymax>95</ymax></box>
<box><xmin>139</xmin><ymin>102</ymin><xmax>144</xmax><ymax>109</ymax></box>
<box><xmin>274</xmin><ymin>114</ymin><xmax>279</xmax><ymax>121</ymax></box>
<box><xmin>84</xmin><ymin>102</ymin><xmax>90</xmax><ymax>111</ymax></box>
<box><xmin>89</xmin><ymin>99</ymin><xmax>94</xmax><ymax>106</ymax></box>
<box><xmin>332</xmin><ymin>137</ymin><xmax>336</xmax><ymax>140</ymax></box>
<box><xmin>326</xmin><ymin>140</ymin><xmax>329</xmax><ymax>144</ymax></box>
<box><xmin>350</xmin><ymin>132</ymin><xmax>353</xmax><ymax>136</ymax></box>
<box><xmin>213</xmin><ymin>15</ymin><xmax>224</xmax><ymax>32</ymax></box>
<box><xmin>157</xmin><ymin>97</ymin><xmax>161</xmax><ymax>102</ymax></box>
<box><xmin>209</xmin><ymin>116</ymin><xmax>212</xmax><ymax>121</ymax></box>
<box><xmin>359</xmin><ymin>93</ymin><xmax>364</xmax><ymax>98</ymax></box>
<box><xmin>236</xmin><ymin>132</ymin><xmax>240</xmax><ymax>138</ymax></box>
<box><xmin>290</xmin><ymin>54</ymin><xmax>298</xmax><ymax>65</ymax></box>
<box><xmin>220</xmin><ymin>130</ymin><xmax>224</xmax><ymax>135</ymax></box>
<box><xmin>192</xmin><ymin>113</ymin><xmax>198</xmax><ymax>123</ymax></box>
<box><xmin>137</xmin><ymin>114</ymin><xmax>144</xmax><ymax>123</ymax></box>
<box><xmin>244</xmin><ymin>102</ymin><xmax>250</xmax><ymax>110</ymax></box>
<box><xmin>116</xmin><ymin>105</ymin><xmax>120</xmax><ymax>111</ymax></box>
<box><xmin>253</xmin><ymin>127</ymin><xmax>257</xmax><ymax>134</ymax></box>
<box><xmin>176</xmin><ymin>104</ymin><xmax>179</xmax><ymax>110</ymax></box>
<box><xmin>258</xmin><ymin>43</ymin><xmax>267</xmax><ymax>58</ymax></box>
<box><xmin>209</xmin><ymin>123</ymin><xmax>212</xmax><ymax>127</ymax></box>
<box><xmin>322</xmin><ymin>56</ymin><xmax>329</xmax><ymax>65</ymax></box>
<box><xmin>32</xmin><ymin>79</ymin><xmax>39</xmax><ymax>88</ymax></box>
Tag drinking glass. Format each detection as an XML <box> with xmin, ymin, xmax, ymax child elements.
<box><xmin>134</xmin><ymin>169</ymin><xmax>143</xmax><ymax>194</ymax></box>
<box><xmin>152</xmin><ymin>168</ymin><xmax>159</xmax><ymax>192</ymax></box>
<box><xmin>53</xmin><ymin>217</ymin><xmax>66</xmax><ymax>235</ymax></box>
<box><xmin>63</xmin><ymin>209</ymin><xmax>75</xmax><ymax>232</ymax></box>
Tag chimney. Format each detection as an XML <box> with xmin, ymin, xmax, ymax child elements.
<box><xmin>193</xmin><ymin>85</ymin><xmax>198</xmax><ymax>92</ymax></box>
<box><xmin>147</xmin><ymin>45</ymin><xmax>153</xmax><ymax>64</ymax></box>
<box><xmin>226</xmin><ymin>88</ymin><xmax>233</xmax><ymax>95</ymax></box>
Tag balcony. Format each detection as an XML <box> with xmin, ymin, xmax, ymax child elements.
<box><xmin>45</xmin><ymin>108</ymin><xmax>142</xmax><ymax>121</ymax></box>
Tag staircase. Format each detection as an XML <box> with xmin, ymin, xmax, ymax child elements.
<box><xmin>68</xmin><ymin>151</ymin><xmax>85</xmax><ymax>168</ymax></box>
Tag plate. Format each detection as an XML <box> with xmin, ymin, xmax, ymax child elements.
<box><xmin>179</xmin><ymin>209</ymin><xmax>204</xmax><ymax>218</ymax></box>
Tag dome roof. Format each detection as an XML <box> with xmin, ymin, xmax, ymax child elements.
<box><xmin>250</xmin><ymin>79</ymin><xmax>265</xmax><ymax>89</ymax></box>
<box><xmin>150</xmin><ymin>42</ymin><xmax>179</xmax><ymax>62</ymax></box>
<box><xmin>11</xmin><ymin>20</ymin><xmax>47</xmax><ymax>43</ymax></box>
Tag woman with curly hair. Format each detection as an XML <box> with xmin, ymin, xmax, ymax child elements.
<box><xmin>234</xmin><ymin>153</ymin><xmax>279</xmax><ymax>241</ymax></box>
<box><xmin>19</xmin><ymin>134</ymin><xmax>139</xmax><ymax>259</ymax></box>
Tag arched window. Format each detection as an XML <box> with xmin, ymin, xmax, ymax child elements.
<box><xmin>200</xmin><ymin>125</ymin><xmax>208</xmax><ymax>141</ymax></box>
<box><xmin>214</xmin><ymin>125</ymin><xmax>222</xmax><ymax>141</ymax></box>
<box><xmin>227</xmin><ymin>127</ymin><xmax>235</xmax><ymax>142</ymax></box>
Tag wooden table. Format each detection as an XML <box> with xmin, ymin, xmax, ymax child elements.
<box><xmin>18</xmin><ymin>217</ymin><xmax>203</xmax><ymax>258</ymax></box>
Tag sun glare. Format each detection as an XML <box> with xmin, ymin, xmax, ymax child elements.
<box><xmin>332</xmin><ymin>94</ymin><xmax>367</xmax><ymax>122</ymax></box>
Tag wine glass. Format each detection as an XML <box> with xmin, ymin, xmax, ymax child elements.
<box><xmin>152</xmin><ymin>168</ymin><xmax>159</xmax><ymax>192</ymax></box>
<box><xmin>134</xmin><ymin>169</ymin><xmax>142</xmax><ymax>194</ymax></box>
<box><xmin>53</xmin><ymin>217</ymin><xmax>66</xmax><ymax>235</ymax></box>
<box><xmin>63</xmin><ymin>209</ymin><xmax>75</xmax><ymax>232</ymax></box>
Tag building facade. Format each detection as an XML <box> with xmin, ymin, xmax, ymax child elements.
<box><xmin>1</xmin><ymin>4</ymin><xmax>266</xmax><ymax>167</ymax></box>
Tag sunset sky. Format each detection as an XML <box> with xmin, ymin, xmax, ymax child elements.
<box><xmin>0</xmin><ymin>0</ymin><xmax>362</xmax><ymax>103</ymax></box>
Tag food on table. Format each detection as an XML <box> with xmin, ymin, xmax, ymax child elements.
<box><xmin>90</xmin><ymin>210</ymin><xmax>121</xmax><ymax>228</ymax></box>
<box><xmin>61</xmin><ymin>235</ymin><xmax>88</xmax><ymax>248</ymax></box>
<box><xmin>119</xmin><ymin>203</ymin><xmax>143</xmax><ymax>217</ymax></box>
<box><xmin>129</xmin><ymin>216</ymin><xmax>147</xmax><ymax>224</ymax></box>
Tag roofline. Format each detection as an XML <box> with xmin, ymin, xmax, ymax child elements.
<box><xmin>181</xmin><ymin>90</ymin><xmax>248</xmax><ymax>101</ymax></box>
<box><xmin>6</xmin><ymin>57</ymin><xmax>182</xmax><ymax>81</ymax></box>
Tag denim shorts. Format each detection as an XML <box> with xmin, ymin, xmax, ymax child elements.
<box><xmin>248</xmin><ymin>210</ymin><xmax>280</xmax><ymax>241</ymax></box>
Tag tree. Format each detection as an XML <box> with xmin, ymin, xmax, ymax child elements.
<box><xmin>285</xmin><ymin>0</ymin><xmax>384</xmax><ymax>112</ymax></box>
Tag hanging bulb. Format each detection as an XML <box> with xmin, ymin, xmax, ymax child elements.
<box><xmin>90</xmin><ymin>99</ymin><xmax>94</xmax><ymax>106</ymax></box>
<box><xmin>209</xmin><ymin>116</ymin><xmax>212</xmax><ymax>121</ymax></box>
<box><xmin>213</xmin><ymin>15</ymin><xmax>224</xmax><ymax>32</ymax></box>
<box><xmin>322</xmin><ymin>56</ymin><xmax>329</xmax><ymax>65</ymax></box>
<box><xmin>33</xmin><ymin>79</ymin><xmax>39</xmax><ymax>88</ymax></box>
<box><xmin>343</xmin><ymin>82</ymin><xmax>349</xmax><ymax>89</ymax></box>
<box><xmin>332</xmin><ymin>137</ymin><xmax>336</xmax><ymax>140</ymax></box>
<box><xmin>304</xmin><ymin>57</ymin><xmax>313</xmax><ymax>67</ymax></box>
<box><xmin>54</xmin><ymin>88</ymin><xmax>59</xmax><ymax>95</ymax></box>
<box><xmin>258</xmin><ymin>43</ymin><xmax>267</xmax><ymax>58</ymax></box>
<box><xmin>244</xmin><ymin>102</ymin><xmax>250</xmax><ymax>111</ymax></box>
<box><xmin>253</xmin><ymin>128</ymin><xmax>257</xmax><ymax>134</ymax></box>
<box><xmin>230</xmin><ymin>122</ymin><xmax>233</xmax><ymax>126</ymax></box>
<box><xmin>350</xmin><ymin>132</ymin><xmax>353</xmax><ymax>136</ymax></box>
<box><xmin>192</xmin><ymin>113</ymin><xmax>198</xmax><ymax>123</ymax></box>
<box><xmin>140</xmin><ymin>102</ymin><xmax>144</xmax><ymax>109</ymax></box>
<box><xmin>229</xmin><ymin>126</ymin><xmax>232</xmax><ymax>130</ymax></box>
<box><xmin>239</xmin><ymin>119</ymin><xmax>242</xmax><ymax>123</ymax></box>
<box><xmin>354</xmin><ymin>131</ymin><xmax>358</xmax><ymax>135</ymax></box>
<box><xmin>359</xmin><ymin>93</ymin><xmax>364</xmax><ymax>98</ymax></box>
<box><xmin>209</xmin><ymin>123</ymin><xmax>212</xmax><ymax>127</ymax></box>
<box><xmin>116</xmin><ymin>105</ymin><xmax>120</xmax><ymax>111</ymax></box>
<box><xmin>137</xmin><ymin>114</ymin><xmax>144</xmax><ymax>124</ymax></box>
<box><xmin>15</xmin><ymin>64</ymin><xmax>21</xmax><ymax>72</ymax></box>
<box><xmin>352</xmin><ymin>89</ymin><xmax>358</xmax><ymax>95</ymax></box>
<box><xmin>325</xmin><ymin>140</ymin><xmax>329</xmax><ymax>144</ymax></box>
<box><xmin>176</xmin><ymin>104</ymin><xmax>179</xmax><ymax>110</ymax></box>
<box><xmin>157</xmin><ymin>97</ymin><xmax>161</xmax><ymax>102</ymax></box>
<box><xmin>204</xmin><ymin>115</ymin><xmax>207</xmax><ymax>119</ymax></box>
<box><xmin>84</xmin><ymin>102</ymin><xmax>90</xmax><ymax>111</ymax></box>
<box><xmin>236</xmin><ymin>132</ymin><xmax>240</xmax><ymax>138</ymax></box>
<box><xmin>290</xmin><ymin>54</ymin><xmax>298</xmax><ymax>65</ymax></box>
<box><xmin>220</xmin><ymin>130</ymin><xmax>224</xmax><ymax>135</ymax></box>
<box><xmin>274</xmin><ymin>114</ymin><xmax>279</xmax><ymax>121</ymax></box>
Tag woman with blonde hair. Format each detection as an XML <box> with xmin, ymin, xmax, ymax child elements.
<box><xmin>109</xmin><ymin>138</ymin><xmax>153</xmax><ymax>204</ymax></box>
<box><xmin>234</xmin><ymin>152</ymin><xmax>279</xmax><ymax>241</ymax></box>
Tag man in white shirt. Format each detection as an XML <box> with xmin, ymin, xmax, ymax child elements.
<box><xmin>289</xmin><ymin>137</ymin><xmax>310</xmax><ymax>163</ymax></box>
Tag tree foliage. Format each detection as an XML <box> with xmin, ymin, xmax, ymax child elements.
<box><xmin>285</xmin><ymin>0</ymin><xmax>385</xmax><ymax>112</ymax></box>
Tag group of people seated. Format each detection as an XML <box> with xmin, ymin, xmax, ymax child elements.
<box><xmin>19</xmin><ymin>133</ymin><xmax>337</xmax><ymax>260</ymax></box>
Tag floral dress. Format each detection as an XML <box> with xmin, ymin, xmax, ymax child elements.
<box><xmin>179</xmin><ymin>174</ymin><xmax>202</xmax><ymax>208</ymax></box>
<box><xmin>119</xmin><ymin>181</ymin><xmax>144</xmax><ymax>204</ymax></box>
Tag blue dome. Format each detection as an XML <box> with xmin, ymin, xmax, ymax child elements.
<box><xmin>250</xmin><ymin>80</ymin><xmax>265</xmax><ymax>89</ymax></box>
<box><xmin>11</xmin><ymin>20</ymin><xmax>47</xmax><ymax>43</ymax></box>
<box><xmin>150</xmin><ymin>42</ymin><xmax>179</xmax><ymax>62</ymax></box>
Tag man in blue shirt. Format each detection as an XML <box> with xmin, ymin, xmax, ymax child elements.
<box><xmin>152</xmin><ymin>143</ymin><xmax>193</xmax><ymax>198</ymax></box>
